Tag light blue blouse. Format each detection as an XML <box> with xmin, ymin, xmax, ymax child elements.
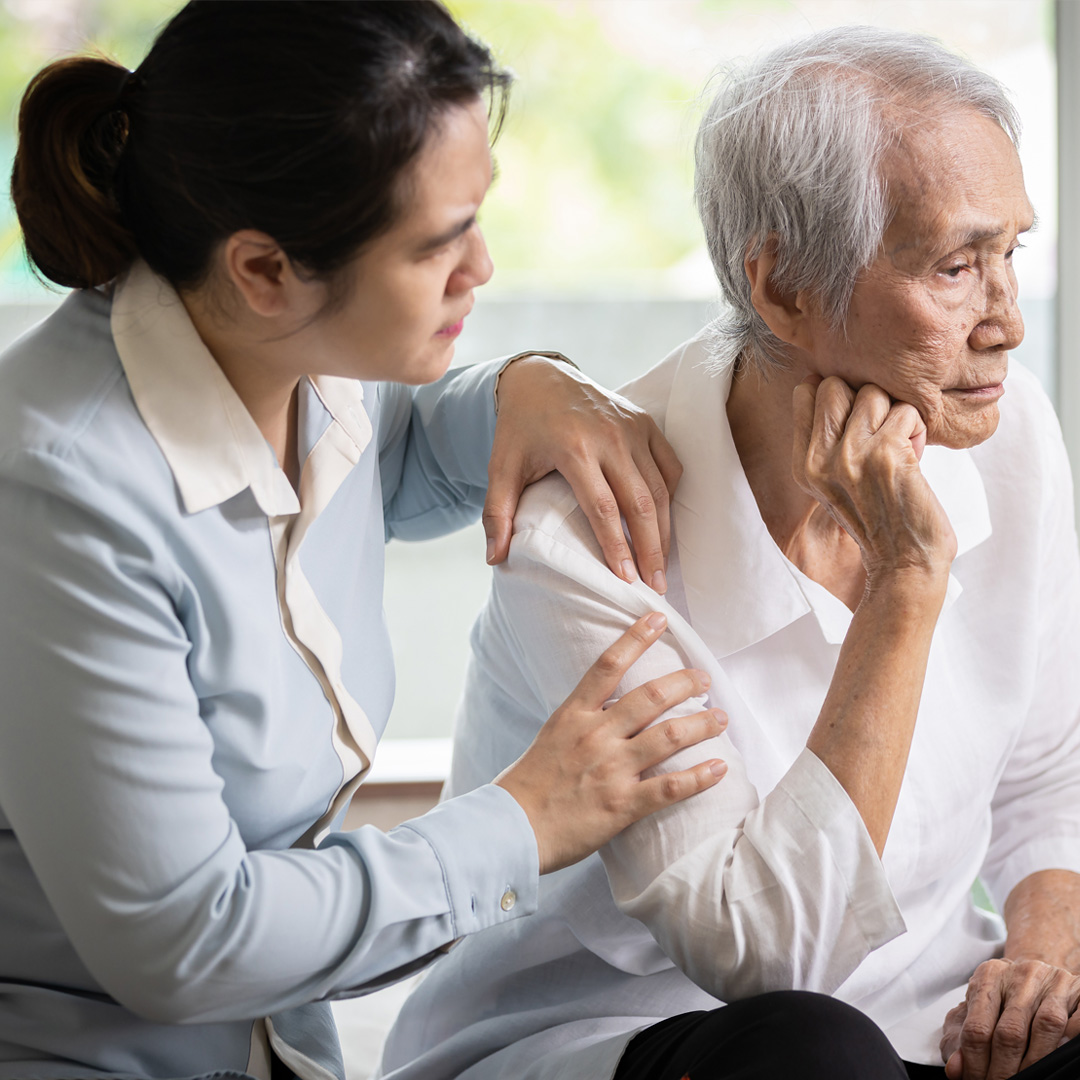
<box><xmin>0</xmin><ymin>264</ymin><xmax>539</xmax><ymax>1079</ymax></box>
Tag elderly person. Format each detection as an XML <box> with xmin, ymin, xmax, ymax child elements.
<box><xmin>378</xmin><ymin>26</ymin><xmax>1080</xmax><ymax>1080</ymax></box>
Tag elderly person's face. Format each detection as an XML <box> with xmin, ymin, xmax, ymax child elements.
<box><xmin>802</xmin><ymin>109</ymin><xmax>1033</xmax><ymax>450</ymax></box>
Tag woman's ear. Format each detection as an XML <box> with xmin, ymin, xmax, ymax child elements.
<box><xmin>220</xmin><ymin>230</ymin><xmax>304</xmax><ymax>318</ymax></box>
<box><xmin>744</xmin><ymin>241</ymin><xmax>817</xmax><ymax>351</ymax></box>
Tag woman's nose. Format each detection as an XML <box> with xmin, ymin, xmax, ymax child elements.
<box><xmin>448</xmin><ymin>225</ymin><xmax>493</xmax><ymax>294</ymax></box>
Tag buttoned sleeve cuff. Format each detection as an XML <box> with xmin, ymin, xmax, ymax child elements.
<box><xmin>764</xmin><ymin>748</ymin><xmax>907</xmax><ymax>955</ymax></box>
<box><xmin>400</xmin><ymin>783</ymin><xmax>540</xmax><ymax>936</ymax></box>
<box><xmin>981</xmin><ymin>835</ymin><xmax>1080</xmax><ymax>913</ymax></box>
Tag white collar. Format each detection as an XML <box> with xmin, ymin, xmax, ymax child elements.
<box><xmin>662</xmin><ymin>334</ymin><xmax>992</xmax><ymax>658</ymax></box>
<box><xmin>110</xmin><ymin>261</ymin><xmax>371</xmax><ymax>517</ymax></box>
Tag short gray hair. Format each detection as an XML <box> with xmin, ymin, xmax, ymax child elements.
<box><xmin>695</xmin><ymin>26</ymin><xmax>1020</xmax><ymax>372</ymax></box>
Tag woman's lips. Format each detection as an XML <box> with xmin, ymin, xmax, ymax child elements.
<box><xmin>435</xmin><ymin>318</ymin><xmax>465</xmax><ymax>339</ymax></box>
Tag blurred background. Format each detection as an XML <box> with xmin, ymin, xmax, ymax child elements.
<box><xmin>0</xmin><ymin>0</ymin><xmax>1061</xmax><ymax>761</ymax></box>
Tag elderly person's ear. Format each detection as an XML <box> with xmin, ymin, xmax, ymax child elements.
<box><xmin>744</xmin><ymin>240</ymin><xmax>815</xmax><ymax>352</ymax></box>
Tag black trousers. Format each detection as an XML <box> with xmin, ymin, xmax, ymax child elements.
<box><xmin>614</xmin><ymin>992</ymin><xmax>1080</xmax><ymax>1080</ymax></box>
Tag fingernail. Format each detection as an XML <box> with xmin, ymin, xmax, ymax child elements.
<box><xmin>696</xmin><ymin>670</ymin><xmax>711</xmax><ymax>689</ymax></box>
<box><xmin>486</xmin><ymin>537</ymin><xmax>496</xmax><ymax>564</ymax></box>
<box><xmin>650</xmin><ymin>569</ymin><xmax>667</xmax><ymax>594</ymax></box>
<box><xmin>646</xmin><ymin>612</ymin><xmax>666</xmax><ymax>632</ymax></box>
<box><xmin>621</xmin><ymin>559</ymin><xmax>639</xmax><ymax>583</ymax></box>
<box><xmin>710</xmin><ymin>761</ymin><xmax>727</xmax><ymax>777</ymax></box>
<box><xmin>713</xmin><ymin>709</ymin><xmax>728</xmax><ymax>728</ymax></box>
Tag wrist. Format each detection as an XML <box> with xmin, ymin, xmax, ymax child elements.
<box><xmin>493</xmin><ymin>351</ymin><xmax>578</xmax><ymax>414</ymax></box>
<box><xmin>863</xmin><ymin>563</ymin><xmax>950</xmax><ymax>608</ymax></box>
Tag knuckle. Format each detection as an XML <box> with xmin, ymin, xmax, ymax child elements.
<box><xmin>590</xmin><ymin>492</ymin><xmax>620</xmax><ymax>521</ymax></box>
<box><xmin>642</xmin><ymin>680</ymin><xmax>667</xmax><ymax>708</ymax></box>
<box><xmin>662</xmin><ymin>719</ymin><xmax>684</xmax><ymax>745</ymax></box>
<box><xmin>628</xmin><ymin>490</ymin><xmax>656</xmax><ymax>519</ymax></box>
<box><xmin>991</xmin><ymin>1017</ymin><xmax>1028</xmax><ymax>1051</ymax></box>
<box><xmin>593</xmin><ymin>650</ymin><xmax>625</xmax><ymax>680</ymax></box>
<box><xmin>658</xmin><ymin>774</ymin><xmax>683</xmax><ymax>803</ymax></box>
<box><xmin>962</xmin><ymin>1019</ymin><xmax>996</xmax><ymax>1046</ymax></box>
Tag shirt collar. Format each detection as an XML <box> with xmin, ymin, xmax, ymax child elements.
<box><xmin>662</xmin><ymin>333</ymin><xmax>992</xmax><ymax>658</ymax></box>
<box><xmin>110</xmin><ymin>261</ymin><xmax>371</xmax><ymax>517</ymax></box>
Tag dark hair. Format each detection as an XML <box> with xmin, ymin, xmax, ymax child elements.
<box><xmin>11</xmin><ymin>0</ymin><xmax>511</xmax><ymax>291</ymax></box>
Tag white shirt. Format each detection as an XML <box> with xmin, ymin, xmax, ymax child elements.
<box><xmin>380</xmin><ymin>329</ymin><xmax>1080</xmax><ymax>1080</ymax></box>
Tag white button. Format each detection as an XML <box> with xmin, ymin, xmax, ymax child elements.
<box><xmin>500</xmin><ymin>889</ymin><xmax>516</xmax><ymax>912</ymax></box>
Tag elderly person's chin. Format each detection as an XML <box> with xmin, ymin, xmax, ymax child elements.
<box><xmin>930</xmin><ymin>391</ymin><xmax>1005</xmax><ymax>449</ymax></box>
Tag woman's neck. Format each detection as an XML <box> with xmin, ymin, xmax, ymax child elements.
<box><xmin>180</xmin><ymin>290</ymin><xmax>303</xmax><ymax>490</ymax></box>
<box><xmin>726</xmin><ymin>355</ymin><xmax>866</xmax><ymax>610</ymax></box>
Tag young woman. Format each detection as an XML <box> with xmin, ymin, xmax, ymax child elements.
<box><xmin>0</xmin><ymin>3</ymin><xmax>728</xmax><ymax>1077</ymax></box>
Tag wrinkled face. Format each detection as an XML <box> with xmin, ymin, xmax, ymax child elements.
<box><xmin>802</xmin><ymin>109</ymin><xmax>1033</xmax><ymax>449</ymax></box>
<box><xmin>312</xmin><ymin>97</ymin><xmax>494</xmax><ymax>385</ymax></box>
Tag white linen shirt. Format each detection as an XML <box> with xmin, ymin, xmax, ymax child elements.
<box><xmin>0</xmin><ymin>263</ymin><xmax>540</xmax><ymax>1080</ymax></box>
<box><xmin>380</xmin><ymin>329</ymin><xmax>1080</xmax><ymax>1080</ymax></box>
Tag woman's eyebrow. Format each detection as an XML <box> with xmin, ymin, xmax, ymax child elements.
<box><xmin>416</xmin><ymin>214</ymin><xmax>477</xmax><ymax>254</ymax></box>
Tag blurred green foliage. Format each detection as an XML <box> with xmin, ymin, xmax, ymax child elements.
<box><xmin>0</xmin><ymin>0</ymin><xmax>739</xmax><ymax>297</ymax></box>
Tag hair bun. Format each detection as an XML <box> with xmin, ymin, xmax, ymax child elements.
<box><xmin>11</xmin><ymin>55</ymin><xmax>139</xmax><ymax>289</ymax></box>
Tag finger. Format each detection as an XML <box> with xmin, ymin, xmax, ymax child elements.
<box><xmin>629</xmin><ymin>708</ymin><xmax>729</xmax><ymax>770</ymax></box>
<box><xmin>845</xmin><ymin>383</ymin><xmax>893</xmax><ymax>442</ymax></box>
<box><xmin>631</xmin><ymin>758</ymin><xmax>729</xmax><ymax>816</ymax></box>
<box><xmin>989</xmin><ymin>998</ymin><xmax>1037</xmax><ymax>1080</ymax></box>
<box><xmin>1021</xmin><ymin>993</ymin><xmax>1071</xmax><ymax>1070</ymax></box>
<box><xmin>876</xmin><ymin>401</ymin><xmax>927</xmax><ymax>459</ymax></box>
<box><xmin>482</xmin><ymin>458</ymin><xmax>525</xmax><ymax>565</ymax></box>
<box><xmin>960</xmin><ymin>973</ymin><xmax>1005</xmax><ymax>1080</ymax></box>
<box><xmin>608</xmin><ymin>460</ymin><xmax>667</xmax><ymax>593</ymax></box>
<box><xmin>563</xmin><ymin>464</ymin><xmax>639</xmax><ymax>584</ymax></box>
<box><xmin>632</xmin><ymin>442</ymin><xmax>674</xmax><ymax>569</ymax></box>
<box><xmin>945</xmin><ymin>1051</ymin><xmax>963</xmax><ymax>1079</ymax></box>
<box><xmin>791</xmin><ymin>378</ymin><xmax>818</xmax><ymax>493</ymax></box>
<box><xmin>810</xmin><ymin>375</ymin><xmax>858</xmax><ymax>455</ymax></box>
<box><xmin>648</xmin><ymin>423</ymin><xmax>684</xmax><ymax>500</ymax></box>
<box><xmin>605</xmin><ymin>668</ymin><xmax>713</xmax><ymax>736</ymax></box>
<box><xmin>570</xmin><ymin>614</ymin><xmax>670</xmax><ymax>707</ymax></box>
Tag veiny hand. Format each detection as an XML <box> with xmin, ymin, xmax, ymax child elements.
<box><xmin>495</xmin><ymin>612</ymin><xmax>728</xmax><ymax>874</ymax></box>
<box><xmin>791</xmin><ymin>375</ymin><xmax>957</xmax><ymax>584</ymax></box>
<box><xmin>486</xmin><ymin>355</ymin><xmax>682</xmax><ymax>593</ymax></box>
<box><xmin>940</xmin><ymin>959</ymin><xmax>1080</xmax><ymax>1079</ymax></box>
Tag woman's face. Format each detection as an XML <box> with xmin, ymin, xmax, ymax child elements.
<box><xmin>308</xmin><ymin>97</ymin><xmax>495</xmax><ymax>385</ymax></box>
<box><xmin>800</xmin><ymin>110</ymin><xmax>1033</xmax><ymax>450</ymax></box>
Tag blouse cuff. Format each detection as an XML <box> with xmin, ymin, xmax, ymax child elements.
<box><xmin>766</xmin><ymin>748</ymin><xmax>907</xmax><ymax>953</ymax></box>
<box><xmin>400</xmin><ymin>783</ymin><xmax>540</xmax><ymax>937</ymax></box>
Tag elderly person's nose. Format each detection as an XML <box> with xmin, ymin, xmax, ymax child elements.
<box><xmin>969</xmin><ymin>264</ymin><xmax>1024</xmax><ymax>352</ymax></box>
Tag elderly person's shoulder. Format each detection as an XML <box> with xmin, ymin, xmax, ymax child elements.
<box><xmin>509</xmin><ymin>330</ymin><xmax>711</xmax><ymax>555</ymax></box>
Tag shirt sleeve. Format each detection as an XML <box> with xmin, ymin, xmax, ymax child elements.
<box><xmin>980</xmin><ymin>393</ymin><xmax>1080</xmax><ymax>910</ymax></box>
<box><xmin>377</xmin><ymin>359</ymin><xmax>504</xmax><ymax>541</ymax></box>
<box><xmin>0</xmin><ymin>452</ymin><xmax>538</xmax><ymax>1026</ymax></box>
<box><xmin>481</xmin><ymin>482</ymin><xmax>904</xmax><ymax>1002</ymax></box>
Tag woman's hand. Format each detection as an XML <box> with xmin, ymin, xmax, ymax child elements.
<box><xmin>940</xmin><ymin>959</ymin><xmax>1080</xmax><ymax>1079</ymax></box>
<box><xmin>487</xmin><ymin>355</ymin><xmax>682</xmax><ymax>593</ymax></box>
<box><xmin>791</xmin><ymin>375</ymin><xmax>957</xmax><ymax>586</ymax></box>
<box><xmin>495</xmin><ymin>612</ymin><xmax>728</xmax><ymax>875</ymax></box>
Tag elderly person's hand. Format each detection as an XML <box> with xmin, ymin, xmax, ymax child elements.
<box><xmin>792</xmin><ymin>374</ymin><xmax>957</xmax><ymax>584</ymax></box>
<box><xmin>487</xmin><ymin>355</ymin><xmax>682</xmax><ymax>593</ymax></box>
<box><xmin>940</xmin><ymin>959</ymin><xmax>1080</xmax><ymax>1079</ymax></box>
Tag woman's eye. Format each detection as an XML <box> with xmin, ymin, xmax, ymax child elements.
<box><xmin>942</xmin><ymin>264</ymin><xmax>969</xmax><ymax>278</ymax></box>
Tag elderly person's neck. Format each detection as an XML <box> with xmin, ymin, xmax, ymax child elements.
<box><xmin>727</xmin><ymin>356</ymin><xmax>867</xmax><ymax>610</ymax></box>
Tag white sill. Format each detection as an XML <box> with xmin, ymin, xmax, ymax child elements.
<box><xmin>366</xmin><ymin>737</ymin><xmax>452</xmax><ymax>785</ymax></box>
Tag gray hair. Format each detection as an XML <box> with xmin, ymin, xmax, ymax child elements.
<box><xmin>695</xmin><ymin>25</ymin><xmax>1021</xmax><ymax>373</ymax></box>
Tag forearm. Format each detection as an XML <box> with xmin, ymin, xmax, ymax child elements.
<box><xmin>1003</xmin><ymin>869</ymin><xmax>1080</xmax><ymax>973</ymax></box>
<box><xmin>806</xmin><ymin>569</ymin><xmax>947</xmax><ymax>854</ymax></box>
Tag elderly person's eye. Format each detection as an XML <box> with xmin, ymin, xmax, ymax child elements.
<box><xmin>943</xmin><ymin>263</ymin><xmax>970</xmax><ymax>277</ymax></box>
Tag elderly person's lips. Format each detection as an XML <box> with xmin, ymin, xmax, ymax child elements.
<box><xmin>945</xmin><ymin>381</ymin><xmax>1006</xmax><ymax>400</ymax></box>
